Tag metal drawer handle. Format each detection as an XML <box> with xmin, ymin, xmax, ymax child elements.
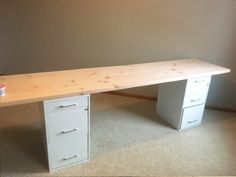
<box><xmin>191</xmin><ymin>98</ymin><xmax>200</xmax><ymax>102</ymax></box>
<box><xmin>62</xmin><ymin>155</ymin><xmax>78</xmax><ymax>161</ymax></box>
<box><xmin>61</xmin><ymin>128</ymin><xmax>78</xmax><ymax>134</ymax></box>
<box><xmin>59</xmin><ymin>103</ymin><xmax>78</xmax><ymax>108</ymax></box>
<box><xmin>194</xmin><ymin>80</ymin><xmax>205</xmax><ymax>83</ymax></box>
<box><xmin>187</xmin><ymin>120</ymin><xmax>198</xmax><ymax>124</ymax></box>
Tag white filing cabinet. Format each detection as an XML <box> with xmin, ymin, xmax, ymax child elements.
<box><xmin>157</xmin><ymin>76</ymin><xmax>211</xmax><ymax>130</ymax></box>
<box><xmin>41</xmin><ymin>95</ymin><xmax>90</xmax><ymax>171</ymax></box>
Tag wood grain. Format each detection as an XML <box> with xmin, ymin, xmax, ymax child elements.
<box><xmin>0</xmin><ymin>59</ymin><xmax>230</xmax><ymax>107</ymax></box>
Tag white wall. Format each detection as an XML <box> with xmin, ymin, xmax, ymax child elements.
<box><xmin>0</xmin><ymin>0</ymin><xmax>236</xmax><ymax>109</ymax></box>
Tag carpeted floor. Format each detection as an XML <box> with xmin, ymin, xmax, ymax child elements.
<box><xmin>0</xmin><ymin>93</ymin><xmax>236</xmax><ymax>176</ymax></box>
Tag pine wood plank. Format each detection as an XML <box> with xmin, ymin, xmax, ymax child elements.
<box><xmin>0</xmin><ymin>59</ymin><xmax>230</xmax><ymax>107</ymax></box>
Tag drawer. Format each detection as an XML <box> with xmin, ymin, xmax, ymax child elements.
<box><xmin>180</xmin><ymin>104</ymin><xmax>205</xmax><ymax>130</ymax></box>
<box><xmin>46</xmin><ymin>107</ymin><xmax>88</xmax><ymax>143</ymax></box>
<box><xmin>48</xmin><ymin>135</ymin><xmax>88</xmax><ymax>170</ymax></box>
<box><xmin>183</xmin><ymin>76</ymin><xmax>211</xmax><ymax>108</ymax></box>
<box><xmin>44</xmin><ymin>95</ymin><xmax>89</xmax><ymax>113</ymax></box>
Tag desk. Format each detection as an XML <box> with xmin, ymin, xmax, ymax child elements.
<box><xmin>0</xmin><ymin>58</ymin><xmax>230</xmax><ymax>171</ymax></box>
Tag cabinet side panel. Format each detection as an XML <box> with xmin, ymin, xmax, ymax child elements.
<box><xmin>87</xmin><ymin>94</ymin><xmax>90</xmax><ymax>161</ymax></box>
<box><xmin>157</xmin><ymin>80</ymin><xmax>187</xmax><ymax>129</ymax></box>
<box><xmin>39</xmin><ymin>101</ymin><xmax>50</xmax><ymax>169</ymax></box>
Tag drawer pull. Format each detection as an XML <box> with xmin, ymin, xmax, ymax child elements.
<box><xmin>191</xmin><ymin>98</ymin><xmax>200</xmax><ymax>102</ymax></box>
<box><xmin>62</xmin><ymin>155</ymin><xmax>78</xmax><ymax>161</ymax></box>
<box><xmin>61</xmin><ymin>128</ymin><xmax>78</xmax><ymax>134</ymax></box>
<box><xmin>187</xmin><ymin>120</ymin><xmax>198</xmax><ymax>124</ymax></box>
<box><xmin>194</xmin><ymin>80</ymin><xmax>205</xmax><ymax>83</ymax></box>
<box><xmin>59</xmin><ymin>103</ymin><xmax>78</xmax><ymax>108</ymax></box>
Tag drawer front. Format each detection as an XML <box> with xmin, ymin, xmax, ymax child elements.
<box><xmin>180</xmin><ymin>104</ymin><xmax>205</xmax><ymax>130</ymax></box>
<box><xmin>48</xmin><ymin>135</ymin><xmax>88</xmax><ymax>170</ymax></box>
<box><xmin>44</xmin><ymin>95</ymin><xmax>88</xmax><ymax>113</ymax></box>
<box><xmin>183</xmin><ymin>76</ymin><xmax>211</xmax><ymax>108</ymax></box>
<box><xmin>46</xmin><ymin>108</ymin><xmax>88</xmax><ymax>143</ymax></box>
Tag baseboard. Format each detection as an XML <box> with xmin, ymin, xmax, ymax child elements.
<box><xmin>205</xmin><ymin>105</ymin><xmax>236</xmax><ymax>113</ymax></box>
<box><xmin>106</xmin><ymin>91</ymin><xmax>236</xmax><ymax>113</ymax></box>
<box><xmin>106</xmin><ymin>91</ymin><xmax>157</xmax><ymax>101</ymax></box>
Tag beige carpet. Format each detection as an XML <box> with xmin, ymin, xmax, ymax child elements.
<box><xmin>0</xmin><ymin>93</ymin><xmax>236</xmax><ymax>176</ymax></box>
